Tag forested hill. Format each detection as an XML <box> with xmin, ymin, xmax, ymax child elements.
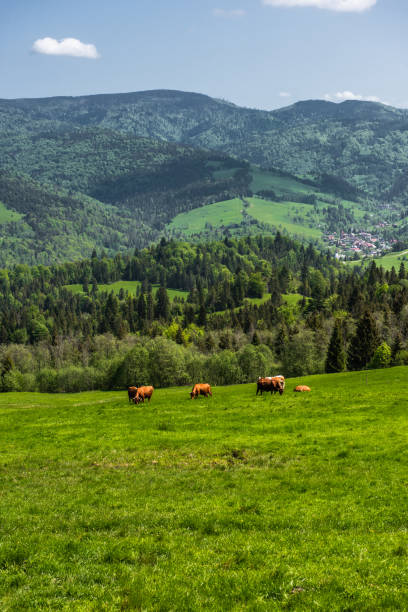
<box><xmin>1</xmin><ymin>233</ymin><xmax>408</xmax><ymax>392</ymax></box>
<box><xmin>3</xmin><ymin>90</ymin><xmax>408</xmax><ymax>199</ymax></box>
<box><xmin>0</xmin><ymin>131</ymin><xmax>251</xmax><ymax>265</ymax></box>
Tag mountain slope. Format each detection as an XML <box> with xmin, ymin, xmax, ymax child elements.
<box><xmin>0</xmin><ymin>129</ymin><xmax>251</xmax><ymax>264</ymax></box>
<box><xmin>3</xmin><ymin>90</ymin><xmax>408</xmax><ymax>199</ymax></box>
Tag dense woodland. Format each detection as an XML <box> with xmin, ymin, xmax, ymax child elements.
<box><xmin>2</xmin><ymin>90</ymin><xmax>408</xmax><ymax>392</ymax></box>
<box><xmin>3</xmin><ymin>90</ymin><xmax>408</xmax><ymax>199</ymax></box>
<box><xmin>4</xmin><ymin>89</ymin><xmax>408</xmax><ymax>266</ymax></box>
<box><xmin>0</xmin><ymin>233</ymin><xmax>407</xmax><ymax>393</ymax></box>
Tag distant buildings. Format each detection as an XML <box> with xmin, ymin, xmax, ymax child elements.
<box><xmin>323</xmin><ymin>230</ymin><xmax>392</xmax><ymax>259</ymax></box>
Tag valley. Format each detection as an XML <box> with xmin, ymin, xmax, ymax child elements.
<box><xmin>1</xmin><ymin>90</ymin><xmax>408</xmax><ymax>267</ymax></box>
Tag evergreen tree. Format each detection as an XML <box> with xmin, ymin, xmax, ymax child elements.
<box><xmin>251</xmin><ymin>331</ymin><xmax>260</xmax><ymax>346</ymax></box>
<box><xmin>197</xmin><ymin>301</ymin><xmax>207</xmax><ymax>328</ymax></box>
<box><xmin>204</xmin><ymin>332</ymin><xmax>215</xmax><ymax>352</ymax></box>
<box><xmin>155</xmin><ymin>287</ymin><xmax>170</xmax><ymax>321</ymax></box>
<box><xmin>275</xmin><ymin>324</ymin><xmax>288</xmax><ymax>358</ymax></box>
<box><xmin>146</xmin><ymin>292</ymin><xmax>154</xmax><ymax>321</ymax></box>
<box><xmin>347</xmin><ymin>311</ymin><xmax>379</xmax><ymax>371</ymax></box>
<box><xmin>137</xmin><ymin>292</ymin><xmax>147</xmax><ymax>320</ymax></box>
<box><xmin>391</xmin><ymin>332</ymin><xmax>403</xmax><ymax>358</ymax></box>
<box><xmin>175</xmin><ymin>325</ymin><xmax>184</xmax><ymax>345</ymax></box>
<box><xmin>325</xmin><ymin>321</ymin><xmax>346</xmax><ymax>373</ymax></box>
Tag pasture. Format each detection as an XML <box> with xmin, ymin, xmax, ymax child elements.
<box><xmin>168</xmin><ymin>198</ymin><xmax>244</xmax><ymax>235</ymax></box>
<box><xmin>247</xmin><ymin>197</ymin><xmax>322</xmax><ymax>239</ymax></box>
<box><xmin>249</xmin><ymin>169</ymin><xmax>316</xmax><ymax>197</ymax></box>
<box><xmin>64</xmin><ymin>281</ymin><xmax>188</xmax><ymax>301</ymax></box>
<box><xmin>348</xmin><ymin>249</ymin><xmax>408</xmax><ymax>272</ymax></box>
<box><xmin>1</xmin><ymin>368</ymin><xmax>408</xmax><ymax>609</ymax></box>
<box><xmin>0</xmin><ymin>201</ymin><xmax>22</xmax><ymax>224</ymax></box>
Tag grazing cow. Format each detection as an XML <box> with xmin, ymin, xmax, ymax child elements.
<box><xmin>294</xmin><ymin>385</ymin><xmax>311</xmax><ymax>392</ymax></box>
<box><xmin>190</xmin><ymin>383</ymin><xmax>212</xmax><ymax>399</ymax></box>
<box><xmin>258</xmin><ymin>375</ymin><xmax>285</xmax><ymax>390</ymax></box>
<box><xmin>128</xmin><ymin>386</ymin><xmax>138</xmax><ymax>403</ymax></box>
<box><xmin>134</xmin><ymin>386</ymin><xmax>154</xmax><ymax>404</ymax></box>
<box><xmin>256</xmin><ymin>377</ymin><xmax>284</xmax><ymax>396</ymax></box>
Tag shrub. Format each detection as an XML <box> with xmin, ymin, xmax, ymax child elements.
<box><xmin>393</xmin><ymin>350</ymin><xmax>408</xmax><ymax>366</ymax></box>
<box><xmin>184</xmin><ymin>348</ymin><xmax>207</xmax><ymax>384</ymax></box>
<box><xmin>237</xmin><ymin>344</ymin><xmax>274</xmax><ymax>383</ymax></box>
<box><xmin>56</xmin><ymin>366</ymin><xmax>102</xmax><ymax>393</ymax></box>
<box><xmin>206</xmin><ymin>351</ymin><xmax>243</xmax><ymax>386</ymax></box>
<box><xmin>369</xmin><ymin>342</ymin><xmax>392</xmax><ymax>369</ymax></box>
<box><xmin>147</xmin><ymin>338</ymin><xmax>188</xmax><ymax>388</ymax></box>
<box><xmin>282</xmin><ymin>330</ymin><xmax>324</xmax><ymax>377</ymax></box>
<box><xmin>109</xmin><ymin>345</ymin><xmax>150</xmax><ymax>389</ymax></box>
<box><xmin>37</xmin><ymin>368</ymin><xmax>59</xmax><ymax>393</ymax></box>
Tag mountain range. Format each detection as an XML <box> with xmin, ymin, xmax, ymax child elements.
<box><xmin>1</xmin><ymin>89</ymin><xmax>408</xmax><ymax>264</ymax></box>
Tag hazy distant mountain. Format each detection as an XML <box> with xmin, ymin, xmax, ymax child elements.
<box><xmin>2</xmin><ymin>89</ymin><xmax>408</xmax><ymax>265</ymax></box>
<box><xmin>2</xmin><ymin>90</ymin><xmax>408</xmax><ymax>199</ymax></box>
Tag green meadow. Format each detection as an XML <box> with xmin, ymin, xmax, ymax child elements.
<box><xmin>168</xmin><ymin>196</ymin><xmax>323</xmax><ymax>240</ymax></box>
<box><xmin>168</xmin><ymin>198</ymin><xmax>244</xmax><ymax>235</ymax></box>
<box><xmin>247</xmin><ymin>197</ymin><xmax>322</xmax><ymax>239</ymax></box>
<box><xmin>1</xmin><ymin>367</ymin><xmax>408</xmax><ymax>609</ymax></box>
<box><xmin>65</xmin><ymin>281</ymin><xmax>188</xmax><ymax>301</ymax></box>
<box><xmin>250</xmin><ymin>169</ymin><xmax>316</xmax><ymax>196</ymax></box>
<box><xmin>0</xmin><ymin>201</ymin><xmax>22</xmax><ymax>224</ymax></box>
<box><xmin>348</xmin><ymin>249</ymin><xmax>408</xmax><ymax>272</ymax></box>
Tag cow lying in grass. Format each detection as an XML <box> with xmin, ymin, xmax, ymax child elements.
<box><xmin>133</xmin><ymin>386</ymin><xmax>154</xmax><ymax>404</ymax></box>
<box><xmin>294</xmin><ymin>385</ymin><xmax>311</xmax><ymax>392</ymax></box>
<box><xmin>190</xmin><ymin>383</ymin><xmax>212</xmax><ymax>399</ymax></box>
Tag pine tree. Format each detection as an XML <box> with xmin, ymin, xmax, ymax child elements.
<box><xmin>175</xmin><ymin>326</ymin><xmax>184</xmax><ymax>345</ymax></box>
<box><xmin>275</xmin><ymin>324</ymin><xmax>288</xmax><ymax>358</ymax></box>
<box><xmin>391</xmin><ymin>333</ymin><xmax>403</xmax><ymax>358</ymax></box>
<box><xmin>325</xmin><ymin>321</ymin><xmax>346</xmax><ymax>373</ymax></box>
<box><xmin>155</xmin><ymin>287</ymin><xmax>170</xmax><ymax>321</ymax></box>
<box><xmin>347</xmin><ymin>311</ymin><xmax>379</xmax><ymax>371</ymax></box>
<box><xmin>251</xmin><ymin>331</ymin><xmax>260</xmax><ymax>346</ymax></box>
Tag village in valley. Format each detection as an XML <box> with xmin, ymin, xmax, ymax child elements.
<box><xmin>324</xmin><ymin>228</ymin><xmax>394</xmax><ymax>260</ymax></box>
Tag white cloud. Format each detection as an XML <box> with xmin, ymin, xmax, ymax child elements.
<box><xmin>212</xmin><ymin>8</ymin><xmax>246</xmax><ymax>17</ymax></box>
<box><xmin>279</xmin><ymin>91</ymin><xmax>292</xmax><ymax>97</ymax></box>
<box><xmin>324</xmin><ymin>90</ymin><xmax>384</xmax><ymax>102</ymax></box>
<box><xmin>262</xmin><ymin>0</ymin><xmax>377</xmax><ymax>12</ymax></box>
<box><xmin>32</xmin><ymin>37</ymin><xmax>100</xmax><ymax>59</ymax></box>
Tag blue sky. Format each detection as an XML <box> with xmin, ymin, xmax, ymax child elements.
<box><xmin>1</xmin><ymin>0</ymin><xmax>407</xmax><ymax>109</ymax></box>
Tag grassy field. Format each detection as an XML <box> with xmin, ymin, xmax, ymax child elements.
<box><xmin>64</xmin><ymin>281</ymin><xmax>188</xmax><ymax>301</ymax></box>
<box><xmin>168</xmin><ymin>198</ymin><xmax>244</xmax><ymax>235</ymax></box>
<box><xmin>250</xmin><ymin>169</ymin><xmax>316</xmax><ymax>196</ymax></box>
<box><xmin>372</xmin><ymin>250</ymin><xmax>408</xmax><ymax>271</ymax></box>
<box><xmin>0</xmin><ymin>201</ymin><xmax>22</xmax><ymax>224</ymax></box>
<box><xmin>247</xmin><ymin>197</ymin><xmax>322</xmax><ymax>239</ymax></box>
<box><xmin>347</xmin><ymin>249</ymin><xmax>408</xmax><ymax>272</ymax></box>
<box><xmin>1</xmin><ymin>368</ymin><xmax>408</xmax><ymax>609</ymax></box>
<box><xmin>282</xmin><ymin>293</ymin><xmax>303</xmax><ymax>306</ymax></box>
<box><xmin>169</xmin><ymin>197</ymin><xmax>323</xmax><ymax>241</ymax></box>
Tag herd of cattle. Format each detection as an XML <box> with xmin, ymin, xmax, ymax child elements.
<box><xmin>127</xmin><ymin>377</ymin><xmax>311</xmax><ymax>403</ymax></box>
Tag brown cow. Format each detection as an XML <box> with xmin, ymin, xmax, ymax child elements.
<box><xmin>190</xmin><ymin>383</ymin><xmax>212</xmax><ymax>399</ymax></box>
<box><xmin>294</xmin><ymin>385</ymin><xmax>311</xmax><ymax>392</ymax></box>
<box><xmin>128</xmin><ymin>386</ymin><xmax>138</xmax><ymax>403</ymax></box>
<box><xmin>134</xmin><ymin>386</ymin><xmax>154</xmax><ymax>404</ymax></box>
<box><xmin>258</xmin><ymin>375</ymin><xmax>285</xmax><ymax>390</ymax></box>
<box><xmin>256</xmin><ymin>377</ymin><xmax>284</xmax><ymax>396</ymax></box>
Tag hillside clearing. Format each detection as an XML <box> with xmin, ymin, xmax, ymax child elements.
<box><xmin>1</xmin><ymin>368</ymin><xmax>408</xmax><ymax>609</ymax></box>
<box><xmin>64</xmin><ymin>281</ymin><xmax>189</xmax><ymax>301</ymax></box>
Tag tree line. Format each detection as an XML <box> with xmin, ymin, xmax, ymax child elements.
<box><xmin>0</xmin><ymin>234</ymin><xmax>408</xmax><ymax>391</ymax></box>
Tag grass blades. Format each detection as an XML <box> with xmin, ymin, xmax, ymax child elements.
<box><xmin>1</xmin><ymin>368</ymin><xmax>408</xmax><ymax>609</ymax></box>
